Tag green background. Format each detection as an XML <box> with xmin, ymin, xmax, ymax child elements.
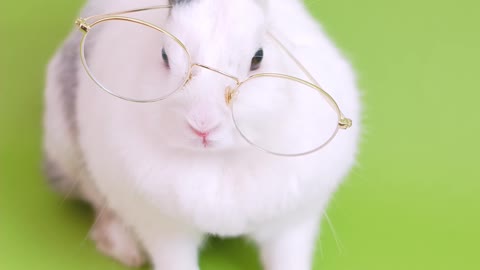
<box><xmin>1</xmin><ymin>0</ymin><xmax>479</xmax><ymax>269</ymax></box>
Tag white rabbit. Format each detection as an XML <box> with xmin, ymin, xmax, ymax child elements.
<box><xmin>43</xmin><ymin>0</ymin><xmax>361</xmax><ymax>269</ymax></box>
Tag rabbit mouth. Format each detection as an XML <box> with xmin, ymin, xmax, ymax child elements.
<box><xmin>186</xmin><ymin>133</ymin><xmax>240</xmax><ymax>151</ymax></box>
<box><xmin>201</xmin><ymin>138</ymin><xmax>213</xmax><ymax>148</ymax></box>
<box><xmin>186</xmin><ymin>123</ymin><xmax>226</xmax><ymax>149</ymax></box>
<box><xmin>192</xmin><ymin>136</ymin><xmax>221</xmax><ymax>149</ymax></box>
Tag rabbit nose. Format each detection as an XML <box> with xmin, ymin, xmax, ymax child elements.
<box><xmin>186</xmin><ymin>116</ymin><xmax>221</xmax><ymax>137</ymax></box>
<box><xmin>187</xmin><ymin>122</ymin><xmax>220</xmax><ymax>148</ymax></box>
<box><xmin>188</xmin><ymin>123</ymin><xmax>218</xmax><ymax>138</ymax></box>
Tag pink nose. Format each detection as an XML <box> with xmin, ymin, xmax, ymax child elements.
<box><xmin>188</xmin><ymin>124</ymin><xmax>218</xmax><ymax>147</ymax></box>
<box><xmin>190</xmin><ymin>126</ymin><xmax>209</xmax><ymax>138</ymax></box>
<box><xmin>188</xmin><ymin>124</ymin><xmax>218</xmax><ymax>139</ymax></box>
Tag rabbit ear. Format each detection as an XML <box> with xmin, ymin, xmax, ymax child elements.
<box><xmin>169</xmin><ymin>0</ymin><xmax>193</xmax><ymax>5</ymax></box>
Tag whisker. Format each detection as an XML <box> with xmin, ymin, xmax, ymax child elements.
<box><xmin>324</xmin><ymin>211</ymin><xmax>344</xmax><ymax>254</ymax></box>
<box><xmin>60</xmin><ymin>161</ymin><xmax>88</xmax><ymax>204</ymax></box>
<box><xmin>60</xmin><ymin>177</ymin><xmax>80</xmax><ymax>204</ymax></box>
<box><xmin>80</xmin><ymin>202</ymin><xmax>107</xmax><ymax>247</ymax></box>
<box><xmin>317</xmin><ymin>234</ymin><xmax>324</xmax><ymax>259</ymax></box>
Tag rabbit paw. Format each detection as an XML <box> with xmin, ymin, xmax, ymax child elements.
<box><xmin>90</xmin><ymin>210</ymin><xmax>146</xmax><ymax>268</ymax></box>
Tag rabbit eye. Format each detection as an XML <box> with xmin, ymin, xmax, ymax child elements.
<box><xmin>250</xmin><ymin>48</ymin><xmax>263</xmax><ymax>71</ymax></box>
<box><xmin>162</xmin><ymin>48</ymin><xmax>170</xmax><ymax>68</ymax></box>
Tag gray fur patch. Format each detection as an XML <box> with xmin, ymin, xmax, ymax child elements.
<box><xmin>57</xmin><ymin>33</ymin><xmax>82</xmax><ymax>136</ymax></box>
<box><xmin>169</xmin><ymin>0</ymin><xmax>193</xmax><ymax>5</ymax></box>
<box><xmin>42</xmin><ymin>155</ymin><xmax>78</xmax><ymax>197</ymax></box>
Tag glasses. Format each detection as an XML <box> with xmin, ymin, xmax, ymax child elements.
<box><xmin>75</xmin><ymin>5</ymin><xmax>352</xmax><ymax>157</ymax></box>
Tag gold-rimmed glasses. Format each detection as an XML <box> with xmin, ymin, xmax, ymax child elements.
<box><xmin>75</xmin><ymin>5</ymin><xmax>352</xmax><ymax>157</ymax></box>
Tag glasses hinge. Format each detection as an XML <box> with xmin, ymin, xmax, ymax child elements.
<box><xmin>225</xmin><ymin>87</ymin><xmax>237</xmax><ymax>105</ymax></box>
<box><xmin>338</xmin><ymin>117</ymin><xmax>353</xmax><ymax>129</ymax></box>
<box><xmin>75</xmin><ymin>18</ymin><xmax>91</xmax><ymax>33</ymax></box>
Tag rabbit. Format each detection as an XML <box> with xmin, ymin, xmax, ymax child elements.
<box><xmin>43</xmin><ymin>0</ymin><xmax>361</xmax><ymax>269</ymax></box>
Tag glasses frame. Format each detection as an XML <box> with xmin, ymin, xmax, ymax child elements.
<box><xmin>75</xmin><ymin>5</ymin><xmax>353</xmax><ymax>157</ymax></box>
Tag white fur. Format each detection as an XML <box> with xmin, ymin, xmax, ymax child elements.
<box><xmin>44</xmin><ymin>0</ymin><xmax>361</xmax><ymax>269</ymax></box>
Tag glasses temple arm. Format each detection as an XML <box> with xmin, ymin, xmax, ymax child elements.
<box><xmin>267</xmin><ymin>32</ymin><xmax>320</xmax><ymax>86</ymax></box>
<box><xmin>267</xmin><ymin>32</ymin><xmax>352</xmax><ymax>129</ymax></box>
<box><xmin>82</xmin><ymin>5</ymin><xmax>173</xmax><ymax>22</ymax></box>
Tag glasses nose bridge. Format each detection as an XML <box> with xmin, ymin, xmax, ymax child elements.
<box><xmin>191</xmin><ymin>63</ymin><xmax>240</xmax><ymax>85</ymax></box>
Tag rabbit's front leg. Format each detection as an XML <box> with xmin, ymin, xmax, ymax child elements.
<box><xmin>134</xmin><ymin>220</ymin><xmax>203</xmax><ymax>270</ymax></box>
<box><xmin>89</xmin><ymin>208</ymin><xmax>146</xmax><ymax>267</ymax></box>
<box><xmin>253</xmin><ymin>214</ymin><xmax>321</xmax><ymax>270</ymax></box>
